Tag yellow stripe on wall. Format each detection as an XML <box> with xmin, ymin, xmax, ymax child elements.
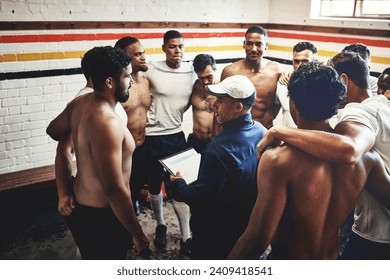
<box><xmin>1</xmin><ymin>45</ymin><xmax>389</xmax><ymax>65</ymax></box>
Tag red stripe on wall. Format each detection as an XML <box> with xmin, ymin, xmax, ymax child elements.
<box><xmin>0</xmin><ymin>31</ymin><xmax>388</xmax><ymax>47</ymax></box>
<box><xmin>0</xmin><ymin>32</ymin><xmax>245</xmax><ymax>43</ymax></box>
<box><xmin>268</xmin><ymin>31</ymin><xmax>390</xmax><ymax>48</ymax></box>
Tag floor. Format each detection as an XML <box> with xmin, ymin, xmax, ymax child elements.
<box><xmin>0</xmin><ymin>150</ymin><xmax>352</xmax><ymax>260</ymax></box>
<box><xmin>0</xmin><ymin>185</ymin><xmax>188</xmax><ymax>260</ymax></box>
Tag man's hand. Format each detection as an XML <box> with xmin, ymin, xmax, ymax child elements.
<box><xmin>169</xmin><ymin>171</ymin><xmax>185</xmax><ymax>202</ymax></box>
<box><xmin>278</xmin><ymin>71</ymin><xmax>291</xmax><ymax>86</ymax></box>
<box><xmin>132</xmin><ymin>232</ymin><xmax>151</xmax><ymax>257</ymax></box>
<box><xmin>257</xmin><ymin>127</ymin><xmax>283</xmax><ymax>159</ymax></box>
<box><xmin>169</xmin><ymin>171</ymin><xmax>183</xmax><ymax>182</ymax></box>
<box><xmin>58</xmin><ymin>193</ymin><xmax>75</xmax><ymax>216</ymax></box>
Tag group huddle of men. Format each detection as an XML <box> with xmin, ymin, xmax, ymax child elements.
<box><xmin>46</xmin><ymin>25</ymin><xmax>390</xmax><ymax>260</ymax></box>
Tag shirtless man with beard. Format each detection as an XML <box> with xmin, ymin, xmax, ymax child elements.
<box><xmin>47</xmin><ymin>46</ymin><xmax>149</xmax><ymax>259</ymax></box>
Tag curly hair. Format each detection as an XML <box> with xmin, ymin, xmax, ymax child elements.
<box><xmin>89</xmin><ymin>46</ymin><xmax>131</xmax><ymax>91</ymax></box>
<box><xmin>288</xmin><ymin>61</ymin><xmax>346</xmax><ymax>121</ymax></box>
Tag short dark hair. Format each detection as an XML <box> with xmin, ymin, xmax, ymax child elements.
<box><xmin>114</xmin><ymin>36</ymin><xmax>139</xmax><ymax>50</ymax></box>
<box><xmin>288</xmin><ymin>61</ymin><xmax>346</xmax><ymax>121</ymax></box>
<box><xmin>245</xmin><ymin>25</ymin><xmax>268</xmax><ymax>38</ymax></box>
<box><xmin>382</xmin><ymin>67</ymin><xmax>390</xmax><ymax>76</ymax></box>
<box><xmin>193</xmin><ymin>54</ymin><xmax>217</xmax><ymax>73</ymax></box>
<box><xmin>163</xmin><ymin>30</ymin><xmax>183</xmax><ymax>45</ymax></box>
<box><xmin>237</xmin><ymin>92</ymin><xmax>256</xmax><ymax>109</ymax></box>
<box><xmin>89</xmin><ymin>46</ymin><xmax>131</xmax><ymax>91</ymax></box>
<box><xmin>342</xmin><ymin>43</ymin><xmax>370</xmax><ymax>62</ymax></box>
<box><xmin>330</xmin><ymin>51</ymin><xmax>369</xmax><ymax>89</ymax></box>
<box><xmin>81</xmin><ymin>47</ymin><xmax>100</xmax><ymax>80</ymax></box>
<box><xmin>293</xmin><ymin>41</ymin><xmax>317</xmax><ymax>55</ymax></box>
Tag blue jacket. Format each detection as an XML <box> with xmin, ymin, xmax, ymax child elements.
<box><xmin>171</xmin><ymin>113</ymin><xmax>267</xmax><ymax>259</ymax></box>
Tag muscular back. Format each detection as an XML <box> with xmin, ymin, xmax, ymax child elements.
<box><xmin>121</xmin><ymin>77</ymin><xmax>151</xmax><ymax>147</ymax></box>
<box><xmin>190</xmin><ymin>80</ymin><xmax>215</xmax><ymax>142</ymax></box>
<box><xmin>256</xmin><ymin>144</ymin><xmax>388</xmax><ymax>259</ymax></box>
<box><xmin>221</xmin><ymin>59</ymin><xmax>282</xmax><ymax>129</ymax></box>
<box><xmin>68</xmin><ymin>94</ymin><xmax>135</xmax><ymax>207</ymax></box>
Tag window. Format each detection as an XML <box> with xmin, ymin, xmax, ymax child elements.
<box><xmin>314</xmin><ymin>0</ymin><xmax>390</xmax><ymax>19</ymax></box>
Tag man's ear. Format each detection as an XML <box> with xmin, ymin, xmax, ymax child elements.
<box><xmin>105</xmin><ymin>77</ymin><xmax>114</xmax><ymax>89</ymax></box>
<box><xmin>243</xmin><ymin>40</ymin><xmax>246</xmax><ymax>49</ymax></box>
<box><xmin>236</xmin><ymin>101</ymin><xmax>244</xmax><ymax>112</ymax></box>
<box><xmin>340</xmin><ymin>73</ymin><xmax>348</xmax><ymax>85</ymax></box>
<box><xmin>265</xmin><ymin>42</ymin><xmax>269</xmax><ymax>50</ymax></box>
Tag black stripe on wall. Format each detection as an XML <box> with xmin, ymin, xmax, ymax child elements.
<box><xmin>0</xmin><ymin>68</ymin><xmax>82</xmax><ymax>81</ymax></box>
<box><xmin>0</xmin><ymin>57</ymin><xmax>380</xmax><ymax>81</ymax></box>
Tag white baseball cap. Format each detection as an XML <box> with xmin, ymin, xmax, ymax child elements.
<box><xmin>206</xmin><ymin>75</ymin><xmax>256</xmax><ymax>102</ymax></box>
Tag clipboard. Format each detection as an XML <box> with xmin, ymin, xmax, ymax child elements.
<box><xmin>159</xmin><ymin>148</ymin><xmax>201</xmax><ymax>184</ymax></box>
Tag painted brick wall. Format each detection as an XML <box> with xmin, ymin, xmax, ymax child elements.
<box><xmin>0</xmin><ymin>74</ymin><xmax>85</xmax><ymax>173</ymax></box>
<box><xmin>0</xmin><ymin>0</ymin><xmax>389</xmax><ymax>176</ymax></box>
<box><xmin>0</xmin><ymin>0</ymin><xmax>269</xmax><ymax>22</ymax></box>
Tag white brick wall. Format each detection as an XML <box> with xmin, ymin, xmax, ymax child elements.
<box><xmin>0</xmin><ymin>74</ymin><xmax>82</xmax><ymax>174</ymax></box>
<box><xmin>0</xmin><ymin>0</ymin><xmax>388</xmax><ymax>177</ymax></box>
<box><xmin>0</xmin><ymin>0</ymin><xmax>269</xmax><ymax>23</ymax></box>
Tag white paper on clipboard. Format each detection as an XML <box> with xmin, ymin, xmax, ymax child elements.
<box><xmin>159</xmin><ymin>148</ymin><xmax>201</xmax><ymax>184</ymax></box>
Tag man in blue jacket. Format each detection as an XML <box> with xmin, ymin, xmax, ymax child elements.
<box><xmin>170</xmin><ymin>75</ymin><xmax>267</xmax><ymax>259</ymax></box>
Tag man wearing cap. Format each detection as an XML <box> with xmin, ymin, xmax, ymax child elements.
<box><xmin>170</xmin><ymin>75</ymin><xmax>267</xmax><ymax>259</ymax></box>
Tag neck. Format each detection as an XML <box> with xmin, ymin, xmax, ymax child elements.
<box><xmin>298</xmin><ymin>119</ymin><xmax>333</xmax><ymax>132</ymax></box>
<box><xmin>131</xmin><ymin>71</ymin><xmax>141</xmax><ymax>83</ymax></box>
<box><xmin>245</xmin><ymin>58</ymin><xmax>261</xmax><ymax>72</ymax></box>
<box><xmin>166</xmin><ymin>60</ymin><xmax>181</xmax><ymax>69</ymax></box>
<box><xmin>94</xmin><ymin>89</ymin><xmax>116</xmax><ymax>108</ymax></box>
<box><xmin>86</xmin><ymin>79</ymin><xmax>93</xmax><ymax>88</ymax></box>
<box><xmin>346</xmin><ymin>83</ymin><xmax>370</xmax><ymax>104</ymax></box>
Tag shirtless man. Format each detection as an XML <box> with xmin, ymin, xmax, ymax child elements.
<box><xmin>228</xmin><ymin>61</ymin><xmax>390</xmax><ymax>260</ymax></box>
<box><xmin>188</xmin><ymin>53</ymin><xmax>219</xmax><ymax>153</ymax></box>
<box><xmin>46</xmin><ymin>46</ymin><xmax>149</xmax><ymax>259</ymax></box>
<box><xmin>221</xmin><ymin>25</ymin><xmax>283</xmax><ymax>129</ymax></box>
<box><xmin>115</xmin><ymin>36</ymin><xmax>151</xmax><ymax>215</ymax></box>
<box><xmin>275</xmin><ymin>41</ymin><xmax>317</xmax><ymax>127</ymax></box>
<box><xmin>54</xmin><ymin>47</ymin><xmax>128</xmax><ymax>218</ymax></box>
<box><xmin>256</xmin><ymin>52</ymin><xmax>390</xmax><ymax>259</ymax></box>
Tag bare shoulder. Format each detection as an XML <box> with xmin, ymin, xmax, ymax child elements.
<box><xmin>263</xmin><ymin>59</ymin><xmax>283</xmax><ymax>73</ymax></box>
<box><xmin>221</xmin><ymin>59</ymin><xmax>245</xmax><ymax>78</ymax></box>
<box><xmin>259</xmin><ymin>145</ymin><xmax>291</xmax><ymax>170</ymax></box>
<box><xmin>191</xmin><ymin>80</ymin><xmax>204</xmax><ymax>96</ymax></box>
<box><xmin>90</xmin><ymin>108</ymin><xmax>124</xmax><ymax>138</ymax></box>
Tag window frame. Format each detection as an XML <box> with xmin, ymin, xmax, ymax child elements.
<box><xmin>315</xmin><ymin>0</ymin><xmax>390</xmax><ymax>20</ymax></box>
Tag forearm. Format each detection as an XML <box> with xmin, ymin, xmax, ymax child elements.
<box><xmin>106</xmin><ymin>187</ymin><xmax>143</xmax><ymax>236</ymax></box>
<box><xmin>228</xmin><ymin>233</ymin><xmax>262</xmax><ymax>260</ymax></box>
<box><xmin>55</xmin><ymin>155</ymin><xmax>73</xmax><ymax>198</ymax></box>
<box><xmin>54</xmin><ymin>138</ymin><xmax>74</xmax><ymax>198</ymax></box>
<box><xmin>267</xmin><ymin>126</ymin><xmax>362</xmax><ymax>165</ymax></box>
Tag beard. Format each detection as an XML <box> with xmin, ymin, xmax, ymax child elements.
<box><xmin>139</xmin><ymin>64</ymin><xmax>149</xmax><ymax>72</ymax></box>
<box><xmin>115</xmin><ymin>86</ymin><xmax>130</xmax><ymax>103</ymax></box>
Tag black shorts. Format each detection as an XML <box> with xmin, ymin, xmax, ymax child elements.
<box><xmin>186</xmin><ymin>133</ymin><xmax>210</xmax><ymax>154</ymax></box>
<box><xmin>65</xmin><ymin>203</ymin><xmax>132</xmax><ymax>260</ymax></box>
<box><xmin>143</xmin><ymin>132</ymin><xmax>187</xmax><ymax>195</ymax></box>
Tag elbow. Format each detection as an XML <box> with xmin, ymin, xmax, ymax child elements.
<box><xmin>340</xmin><ymin>143</ymin><xmax>361</xmax><ymax>165</ymax></box>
